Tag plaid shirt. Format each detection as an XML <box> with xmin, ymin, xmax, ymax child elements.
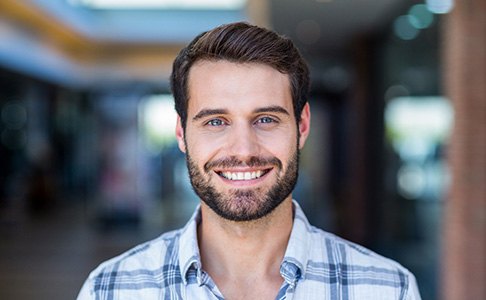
<box><xmin>78</xmin><ymin>201</ymin><xmax>421</xmax><ymax>299</ymax></box>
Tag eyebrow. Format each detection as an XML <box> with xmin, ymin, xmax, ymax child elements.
<box><xmin>193</xmin><ymin>109</ymin><xmax>228</xmax><ymax>121</ymax></box>
<box><xmin>253</xmin><ymin>105</ymin><xmax>290</xmax><ymax>116</ymax></box>
<box><xmin>192</xmin><ymin>105</ymin><xmax>290</xmax><ymax>121</ymax></box>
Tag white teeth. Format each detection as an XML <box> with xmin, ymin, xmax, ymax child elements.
<box><xmin>221</xmin><ymin>170</ymin><xmax>266</xmax><ymax>181</ymax></box>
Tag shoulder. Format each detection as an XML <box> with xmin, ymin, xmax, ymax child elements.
<box><xmin>308</xmin><ymin>226</ymin><xmax>408</xmax><ymax>272</ymax></box>
<box><xmin>78</xmin><ymin>229</ymin><xmax>183</xmax><ymax>299</ymax></box>
<box><xmin>92</xmin><ymin>228</ymin><xmax>182</xmax><ymax>275</ymax></box>
<box><xmin>304</xmin><ymin>227</ymin><xmax>420</xmax><ymax>299</ymax></box>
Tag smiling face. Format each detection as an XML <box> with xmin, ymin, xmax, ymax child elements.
<box><xmin>176</xmin><ymin>60</ymin><xmax>310</xmax><ymax>222</ymax></box>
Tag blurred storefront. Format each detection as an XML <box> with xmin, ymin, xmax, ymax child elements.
<box><xmin>0</xmin><ymin>0</ymin><xmax>484</xmax><ymax>299</ymax></box>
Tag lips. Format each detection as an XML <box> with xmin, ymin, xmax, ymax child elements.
<box><xmin>216</xmin><ymin>169</ymin><xmax>272</xmax><ymax>181</ymax></box>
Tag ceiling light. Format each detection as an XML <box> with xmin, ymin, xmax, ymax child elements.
<box><xmin>70</xmin><ymin>0</ymin><xmax>246</xmax><ymax>10</ymax></box>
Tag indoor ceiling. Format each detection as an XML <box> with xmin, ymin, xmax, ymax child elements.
<box><xmin>0</xmin><ymin>0</ymin><xmax>410</xmax><ymax>87</ymax></box>
<box><xmin>16</xmin><ymin>0</ymin><xmax>409</xmax><ymax>52</ymax></box>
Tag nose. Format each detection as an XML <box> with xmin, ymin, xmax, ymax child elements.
<box><xmin>226</xmin><ymin>123</ymin><xmax>260</xmax><ymax>159</ymax></box>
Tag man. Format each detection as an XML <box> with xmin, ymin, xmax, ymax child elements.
<box><xmin>78</xmin><ymin>22</ymin><xmax>421</xmax><ymax>299</ymax></box>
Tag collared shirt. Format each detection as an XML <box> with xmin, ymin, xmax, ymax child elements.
<box><xmin>77</xmin><ymin>201</ymin><xmax>421</xmax><ymax>299</ymax></box>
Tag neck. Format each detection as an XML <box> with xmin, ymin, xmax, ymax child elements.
<box><xmin>197</xmin><ymin>198</ymin><xmax>294</xmax><ymax>279</ymax></box>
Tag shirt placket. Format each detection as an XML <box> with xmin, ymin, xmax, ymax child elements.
<box><xmin>278</xmin><ymin>261</ymin><xmax>301</xmax><ymax>300</ymax></box>
<box><xmin>200</xmin><ymin>270</ymin><xmax>225</xmax><ymax>300</ymax></box>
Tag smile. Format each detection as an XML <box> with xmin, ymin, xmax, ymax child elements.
<box><xmin>216</xmin><ymin>169</ymin><xmax>271</xmax><ymax>181</ymax></box>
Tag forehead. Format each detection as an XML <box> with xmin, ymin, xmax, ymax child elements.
<box><xmin>187</xmin><ymin>60</ymin><xmax>293</xmax><ymax>114</ymax></box>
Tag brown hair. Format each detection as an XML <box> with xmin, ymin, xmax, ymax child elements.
<box><xmin>170</xmin><ymin>22</ymin><xmax>309</xmax><ymax>129</ymax></box>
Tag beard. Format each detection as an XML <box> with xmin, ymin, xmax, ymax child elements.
<box><xmin>185</xmin><ymin>148</ymin><xmax>299</xmax><ymax>222</ymax></box>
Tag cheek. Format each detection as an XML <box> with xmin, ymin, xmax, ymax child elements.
<box><xmin>258</xmin><ymin>129</ymin><xmax>297</xmax><ymax>153</ymax></box>
<box><xmin>259</xmin><ymin>140</ymin><xmax>296</xmax><ymax>170</ymax></box>
<box><xmin>186</xmin><ymin>135</ymin><xmax>223</xmax><ymax>165</ymax></box>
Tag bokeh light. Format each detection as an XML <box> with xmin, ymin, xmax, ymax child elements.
<box><xmin>409</xmin><ymin>4</ymin><xmax>434</xmax><ymax>29</ymax></box>
<box><xmin>426</xmin><ymin>0</ymin><xmax>454</xmax><ymax>14</ymax></box>
<box><xmin>139</xmin><ymin>94</ymin><xmax>178</xmax><ymax>154</ymax></box>
<box><xmin>394</xmin><ymin>15</ymin><xmax>420</xmax><ymax>40</ymax></box>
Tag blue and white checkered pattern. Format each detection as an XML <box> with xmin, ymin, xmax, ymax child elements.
<box><xmin>77</xmin><ymin>201</ymin><xmax>421</xmax><ymax>299</ymax></box>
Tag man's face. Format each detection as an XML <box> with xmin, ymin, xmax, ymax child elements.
<box><xmin>176</xmin><ymin>60</ymin><xmax>310</xmax><ymax>222</ymax></box>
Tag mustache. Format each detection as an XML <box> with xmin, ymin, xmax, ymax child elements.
<box><xmin>204</xmin><ymin>156</ymin><xmax>282</xmax><ymax>172</ymax></box>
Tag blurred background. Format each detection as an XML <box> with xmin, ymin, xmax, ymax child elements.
<box><xmin>0</xmin><ymin>0</ymin><xmax>484</xmax><ymax>299</ymax></box>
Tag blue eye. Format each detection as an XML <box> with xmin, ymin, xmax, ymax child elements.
<box><xmin>207</xmin><ymin>119</ymin><xmax>226</xmax><ymax>126</ymax></box>
<box><xmin>258</xmin><ymin>117</ymin><xmax>275</xmax><ymax>124</ymax></box>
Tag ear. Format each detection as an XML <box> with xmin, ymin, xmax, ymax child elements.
<box><xmin>298</xmin><ymin>103</ymin><xmax>311</xmax><ymax>149</ymax></box>
<box><xmin>175</xmin><ymin>116</ymin><xmax>186</xmax><ymax>153</ymax></box>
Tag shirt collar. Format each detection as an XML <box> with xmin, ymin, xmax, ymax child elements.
<box><xmin>280</xmin><ymin>200</ymin><xmax>312</xmax><ymax>285</ymax></box>
<box><xmin>177</xmin><ymin>201</ymin><xmax>312</xmax><ymax>285</ymax></box>
<box><xmin>178</xmin><ymin>205</ymin><xmax>203</xmax><ymax>285</ymax></box>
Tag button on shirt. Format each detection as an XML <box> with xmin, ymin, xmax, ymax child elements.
<box><xmin>77</xmin><ymin>201</ymin><xmax>421</xmax><ymax>299</ymax></box>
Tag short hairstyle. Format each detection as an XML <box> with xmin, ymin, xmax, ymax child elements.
<box><xmin>170</xmin><ymin>22</ymin><xmax>310</xmax><ymax>129</ymax></box>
